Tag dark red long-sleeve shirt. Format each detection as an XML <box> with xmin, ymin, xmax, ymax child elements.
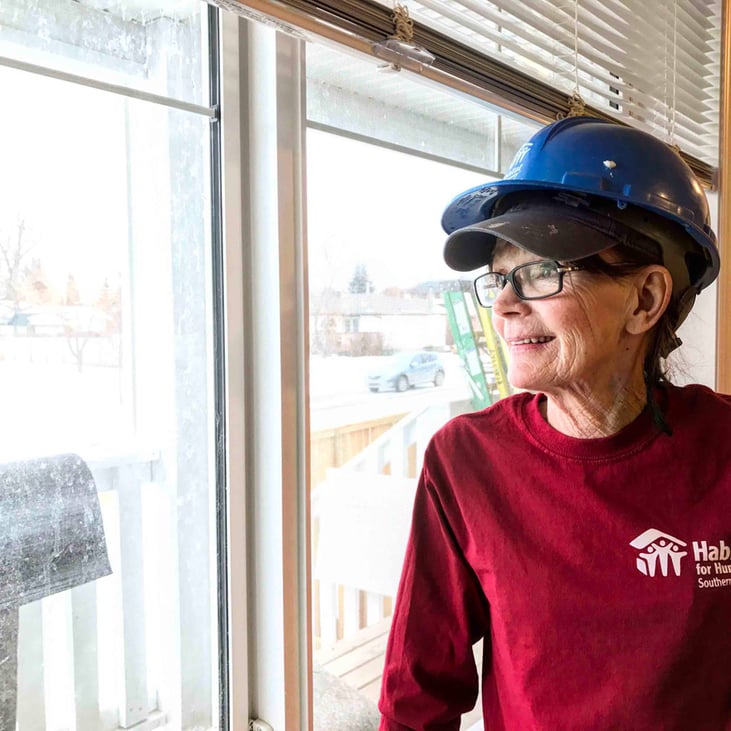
<box><xmin>379</xmin><ymin>384</ymin><xmax>731</xmax><ymax>730</ymax></box>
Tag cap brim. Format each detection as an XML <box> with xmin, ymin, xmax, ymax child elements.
<box><xmin>443</xmin><ymin>206</ymin><xmax>623</xmax><ymax>272</ymax></box>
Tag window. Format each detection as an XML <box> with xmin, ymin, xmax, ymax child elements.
<box><xmin>0</xmin><ymin>2</ymin><xmax>224</xmax><ymax>729</ymax></box>
<box><xmin>306</xmin><ymin>40</ymin><xmax>526</xmax><ymax>729</ymax></box>
<box><xmin>5</xmin><ymin>3</ymin><xmax>721</xmax><ymax>729</ymax></box>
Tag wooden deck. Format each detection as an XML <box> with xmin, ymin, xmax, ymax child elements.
<box><xmin>317</xmin><ymin>617</ymin><xmax>392</xmax><ymax>703</ymax></box>
<box><xmin>316</xmin><ymin>617</ymin><xmax>484</xmax><ymax>729</ymax></box>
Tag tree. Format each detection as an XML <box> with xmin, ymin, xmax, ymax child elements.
<box><xmin>94</xmin><ymin>276</ymin><xmax>122</xmax><ymax>334</ymax></box>
<box><xmin>0</xmin><ymin>217</ymin><xmax>37</xmax><ymax>308</ymax></box>
<box><xmin>19</xmin><ymin>258</ymin><xmax>55</xmax><ymax>305</ymax></box>
<box><xmin>66</xmin><ymin>276</ymin><xmax>123</xmax><ymax>373</ymax></box>
<box><xmin>66</xmin><ymin>324</ymin><xmax>91</xmax><ymax>373</ymax></box>
<box><xmin>65</xmin><ymin>274</ymin><xmax>81</xmax><ymax>306</ymax></box>
<box><xmin>348</xmin><ymin>263</ymin><xmax>374</xmax><ymax>294</ymax></box>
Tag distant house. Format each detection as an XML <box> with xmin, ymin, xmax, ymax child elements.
<box><xmin>7</xmin><ymin>308</ymin><xmax>65</xmax><ymax>336</ymax></box>
<box><xmin>2</xmin><ymin>305</ymin><xmax>115</xmax><ymax>337</ymax></box>
<box><xmin>311</xmin><ymin>291</ymin><xmax>448</xmax><ymax>355</ymax></box>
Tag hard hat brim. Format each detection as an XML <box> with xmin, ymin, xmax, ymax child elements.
<box><xmin>444</xmin><ymin>205</ymin><xmax>626</xmax><ymax>272</ymax></box>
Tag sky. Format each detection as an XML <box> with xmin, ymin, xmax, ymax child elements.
<box><xmin>306</xmin><ymin>128</ymin><xmax>491</xmax><ymax>293</ymax></box>
<box><xmin>0</xmin><ymin>65</ymin><xmax>128</xmax><ymax>300</ymax></box>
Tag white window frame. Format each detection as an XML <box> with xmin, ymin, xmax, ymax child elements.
<box><xmin>220</xmin><ymin>4</ymin><xmax>728</xmax><ymax>727</ymax></box>
<box><xmin>219</xmin><ymin>12</ymin><xmax>250</xmax><ymax>730</ymax></box>
<box><xmin>220</xmin><ymin>11</ymin><xmax>312</xmax><ymax>729</ymax></box>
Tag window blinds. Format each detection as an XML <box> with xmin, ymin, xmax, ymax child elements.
<box><xmin>211</xmin><ymin>0</ymin><xmax>721</xmax><ymax>183</ymax></box>
<box><xmin>374</xmin><ymin>0</ymin><xmax>721</xmax><ymax>166</ymax></box>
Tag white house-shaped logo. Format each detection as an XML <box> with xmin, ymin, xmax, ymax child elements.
<box><xmin>504</xmin><ymin>142</ymin><xmax>533</xmax><ymax>179</ymax></box>
<box><xmin>629</xmin><ymin>529</ymin><xmax>687</xmax><ymax>577</ymax></box>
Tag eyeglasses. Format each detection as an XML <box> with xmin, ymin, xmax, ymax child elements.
<box><xmin>474</xmin><ymin>259</ymin><xmax>583</xmax><ymax>307</ymax></box>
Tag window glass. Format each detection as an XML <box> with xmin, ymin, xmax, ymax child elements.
<box><xmin>307</xmin><ymin>41</ymin><xmax>527</xmax><ymax>729</ymax></box>
<box><xmin>0</xmin><ymin>0</ymin><xmax>208</xmax><ymax>106</ymax></box>
<box><xmin>0</xmin><ymin>3</ymin><xmax>220</xmax><ymax>730</ymax></box>
<box><xmin>307</xmin><ymin>43</ymin><xmax>539</xmax><ymax>177</ymax></box>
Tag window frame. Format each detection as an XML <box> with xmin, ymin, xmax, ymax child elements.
<box><xmin>220</xmin><ymin>11</ymin><xmax>313</xmax><ymax>729</ymax></box>
<box><xmin>219</xmin><ymin>4</ymin><xmax>730</xmax><ymax>729</ymax></box>
<box><xmin>0</xmin><ymin>3</ymin><xmax>227</xmax><ymax>727</ymax></box>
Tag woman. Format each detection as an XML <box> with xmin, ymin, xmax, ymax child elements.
<box><xmin>378</xmin><ymin>117</ymin><xmax>731</xmax><ymax>730</ymax></box>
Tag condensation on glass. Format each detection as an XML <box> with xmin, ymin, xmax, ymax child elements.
<box><xmin>0</xmin><ymin>0</ymin><xmax>208</xmax><ymax>106</ymax></box>
<box><xmin>0</xmin><ymin>2</ymin><xmax>219</xmax><ymax>729</ymax></box>
<box><xmin>305</xmin><ymin>40</ymin><xmax>534</xmax><ymax>730</ymax></box>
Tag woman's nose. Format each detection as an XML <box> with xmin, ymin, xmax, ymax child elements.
<box><xmin>491</xmin><ymin>279</ymin><xmax>526</xmax><ymax>315</ymax></box>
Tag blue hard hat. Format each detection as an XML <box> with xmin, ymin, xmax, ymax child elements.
<box><xmin>442</xmin><ymin>116</ymin><xmax>719</xmax><ymax>295</ymax></box>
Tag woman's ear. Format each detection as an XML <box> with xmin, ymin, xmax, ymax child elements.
<box><xmin>626</xmin><ymin>265</ymin><xmax>673</xmax><ymax>336</ymax></box>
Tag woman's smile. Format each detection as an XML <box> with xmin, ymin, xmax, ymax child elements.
<box><xmin>505</xmin><ymin>335</ymin><xmax>555</xmax><ymax>346</ymax></box>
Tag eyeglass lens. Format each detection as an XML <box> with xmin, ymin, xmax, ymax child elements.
<box><xmin>475</xmin><ymin>260</ymin><xmax>563</xmax><ymax>306</ymax></box>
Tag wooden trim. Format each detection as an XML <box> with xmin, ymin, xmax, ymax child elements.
<box><xmin>717</xmin><ymin>0</ymin><xmax>731</xmax><ymax>393</ymax></box>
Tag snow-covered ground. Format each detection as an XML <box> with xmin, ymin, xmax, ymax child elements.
<box><xmin>309</xmin><ymin>353</ymin><xmax>472</xmax><ymax>430</ymax></box>
<box><xmin>310</xmin><ymin>352</ymin><xmax>467</xmax><ymax>399</ymax></box>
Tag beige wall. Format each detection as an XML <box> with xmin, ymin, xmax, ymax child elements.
<box><xmin>670</xmin><ymin>190</ymin><xmax>718</xmax><ymax>390</ymax></box>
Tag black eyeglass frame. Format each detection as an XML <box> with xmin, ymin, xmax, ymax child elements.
<box><xmin>473</xmin><ymin>259</ymin><xmax>583</xmax><ymax>307</ymax></box>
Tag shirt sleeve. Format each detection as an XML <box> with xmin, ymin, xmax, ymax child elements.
<box><xmin>378</xmin><ymin>458</ymin><xmax>490</xmax><ymax>730</ymax></box>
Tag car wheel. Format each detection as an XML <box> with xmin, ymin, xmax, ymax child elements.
<box><xmin>396</xmin><ymin>375</ymin><xmax>409</xmax><ymax>392</ymax></box>
<box><xmin>434</xmin><ymin>370</ymin><xmax>445</xmax><ymax>387</ymax></box>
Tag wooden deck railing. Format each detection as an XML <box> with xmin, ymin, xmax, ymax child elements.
<box><xmin>14</xmin><ymin>448</ymin><xmax>178</xmax><ymax>731</ymax></box>
<box><xmin>11</xmin><ymin>401</ymin><xmax>469</xmax><ymax>728</ymax></box>
<box><xmin>312</xmin><ymin>399</ymin><xmax>484</xmax><ymax>728</ymax></box>
<box><xmin>312</xmin><ymin>401</ymin><xmax>458</xmax><ymax>649</ymax></box>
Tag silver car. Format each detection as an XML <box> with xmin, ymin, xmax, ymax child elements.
<box><xmin>367</xmin><ymin>351</ymin><xmax>446</xmax><ymax>393</ymax></box>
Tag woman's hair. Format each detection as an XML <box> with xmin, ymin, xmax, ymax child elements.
<box><xmin>567</xmin><ymin>246</ymin><xmax>677</xmax><ymax>434</ymax></box>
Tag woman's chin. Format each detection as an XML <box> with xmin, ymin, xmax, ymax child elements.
<box><xmin>507</xmin><ymin>368</ymin><xmax>546</xmax><ymax>393</ymax></box>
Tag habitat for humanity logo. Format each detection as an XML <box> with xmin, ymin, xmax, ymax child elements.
<box><xmin>504</xmin><ymin>142</ymin><xmax>533</xmax><ymax>179</ymax></box>
<box><xmin>629</xmin><ymin>529</ymin><xmax>687</xmax><ymax>577</ymax></box>
<box><xmin>630</xmin><ymin>529</ymin><xmax>731</xmax><ymax>587</ymax></box>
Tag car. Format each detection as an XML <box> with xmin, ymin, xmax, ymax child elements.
<box><xmin>367</xmin><ymin>350</ymin><xmax>445</xmax><ymax>393</ymax></box>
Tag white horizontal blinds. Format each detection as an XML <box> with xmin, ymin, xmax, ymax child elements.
<box><xmin>215</xmin><ymin>0</ymin><xmax>719</xmax><ymax>181</ymax></box>
<box><xmin>372</xmin><ymin>0</ymin><xmax>721</xmax><ymax>166</ymax></box>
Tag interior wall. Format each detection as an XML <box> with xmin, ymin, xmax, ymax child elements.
<box><xmin>671</xmin><ymin>190</ymin><xmax>718</xmax><ymax>389</ymax></box>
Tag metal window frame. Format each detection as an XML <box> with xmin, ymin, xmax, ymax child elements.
<box><xmin>218</xmin><ymin>11</ymin><xmax>250</xmax><ymax>730</ymax></box>
<box><xmin>1</xmin><ymin>4</ymin><xmax>234</xmax><ymax>725</ymax></box>
<box><xmin>219</xmin><ymin>9</ymin><xmax>312</xmax><ymax>729</ymax></box>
